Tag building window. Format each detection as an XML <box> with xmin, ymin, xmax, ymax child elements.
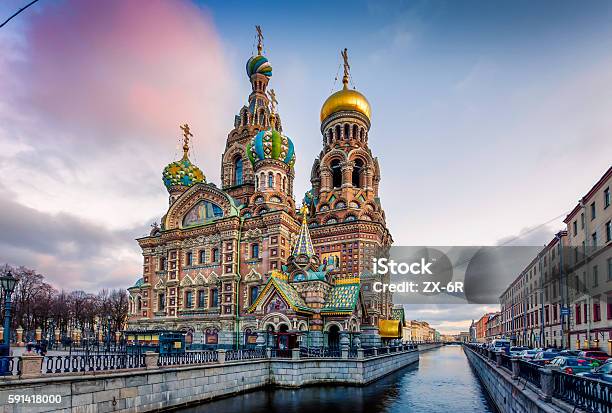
<box><xmin>591</xmin><ymin>202</ymin><xmax>596</xmax><ymax>220</ymax></box>
<box><xmin>593</xmin><ymin>265</ymin><xmax>599</xmax><ymax>287</ymax></box>
<box><xmin>594</xmin><ymin>301</ymin><xmax>601</xmax><ymax>322</ymax></box>
<box><xmin>581</xmin><ymin>212</ymin><xmax>585</xmax><ymax>229</ymax></box>
<box><xmin>331</xmin><ymin>159</ymin><xmax>342</xmax><ymax>188</ymax></box>
<box><xmin>199</xmin><ymin>250</ymin><xmax>205</xmax><ymax>264</ymax></box>
<box><xmin>185</xmin><ymin>291</ymin><xmax>193</xmax><ymax>308</ymax></box>
<box><xmin>575</xmin><ymin>304</ymin><xmax>581</xmax><ymax>324</ymax></box>
<box><xmin>605</xmin><ymin>187</ymin><xmax>611</xmax><ymax>209</ymax></box>
<box><xmin>251</xmin><ymin>243</ymin><xmax>259</xmax><ymax>259</ymax></box>
<box><xmin>212</xmin><ymin>248</ymin><xmax>220</xmax><ymax>263</ymax></box>
<box><xmin>235</xmin><ymin>157</ymin><xmax>243</xmax><ymax>185</ymax></box>
<box><xmin>198</xmin><ymin>290</ymin><xmax>206</xmax><ymax>308</ymax></box>
<box><xmin>606</xmin><ymin>221</ymin><xmax>611</xmax><ymax>243</ymax></box>
<box><xmin>210</xmin><ymin>288</ymin><xmax>219</xmax><ymax>307</ymax></box>
<box><xmin>158</xmin><ymin>293</ymin><xmax>165</xmax><ymax>311</ymax></box>
<box><xmin>250</xmin><ymin>286</ymin><xmax>259</xmax><ymax>305</ymax></box>
<box><xmin>592</xmin><ymin>232</ymin><xmax>598</xmax><ymax>247</ymax></box>
<box><xmin>268</xmin><ymin>172</ymin><xmax>274</xmax><ymax>188</ymax></box>
<box><xmin>352</xmin><ymin>159</ymin><xmax>364</xmax><ymax>187</ymax></box>
<box><xmin>186</xmin><ymin>252</ymin><xmax>193</xmax><ymax>266</ymax></box>
<box><xmin>608</xmin><ymin>258</ymin><xmax>612</xmax><ymax>281</ymax></box>
<box><xmin>160</xmin><ymin>257</ymin><xmax>166</xmax><ymax>270</ymax></box>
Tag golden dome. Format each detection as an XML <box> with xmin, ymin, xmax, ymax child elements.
<box><xmin>320</xmin><ymin>84</ymin><xmax>371</xmax><ymax>122</ymax></box>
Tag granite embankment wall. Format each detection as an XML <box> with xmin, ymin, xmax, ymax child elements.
<box><xmin>0</xmin><ymin>347</ymin><xmax>427</xmax><ymax>413</ymax></box>
<box><xmin>464</xmin><ymin>345</ymin><xmax>580</xmax><ymax>413</ymax></box>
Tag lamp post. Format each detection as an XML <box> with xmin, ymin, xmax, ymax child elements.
<box><xmin>106</xmin><ymin>315</ymin><xmax>111</xmax><ymax>352</ymax></box>
<box><xmin>0</xmin><ymin>271</ymin><xmax>18</xmax><ymax>346</ymax></box>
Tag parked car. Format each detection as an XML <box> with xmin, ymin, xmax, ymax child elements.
<box><xmin>578</xmin><ymin>350</ymin><xmax>610</xmax><ymax>362</ymax></box>
<box><xmin>518</xmin><ymin>349</ymin><xmax>539</xmax><ymax>360</ymax></box>
<box><xmin>509</xmin><ymin>346</ymin><xmax>529</xmax><ymax>357</ymax></box>
<box><xmin>559</xmin><ymin>350</ymin><xmax>581</xmax><ymax>357</ymax></box>
<box><xmin>532</xmin><ymin>351</ymin><xmax>560</xmax><ymax>365</ymax></box>
<box><xmin>546</xmin><ymin>356</ymin><xmax>601</xmax><ymax>374</ymax></box>
<box><xmin>577</xmin><ymin>361</ymin><xmax>612</xmax><ymax>383</ymax></box>
<box><xmin>491</xmin><ymin>339</ymin><xmax>511</xmax><ymax>354</ymax></box>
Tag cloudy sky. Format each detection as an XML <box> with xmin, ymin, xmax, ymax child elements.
<box><xmin>1</xmin><ymin>0</ymin><xmax>611</xmax><ymax>334</ymax></box>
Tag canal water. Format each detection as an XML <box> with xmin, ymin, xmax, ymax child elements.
<box><xmin>178</xmin><ymin>345</ymin><xmax>497</xmax><ymax>413</ymax></box>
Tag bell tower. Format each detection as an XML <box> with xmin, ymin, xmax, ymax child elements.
<box><xmin>220</xmin><ymin>26</ymin><xmax>284</xmax><ymax>206</ymax></box>
<box><xmin>308</xmin><ymin>49</ymin><xmax>393</xmax><ymax>345</ymax></box>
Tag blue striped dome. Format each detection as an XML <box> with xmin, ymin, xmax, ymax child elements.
<box><xmin>246</xmin><ymin>55</ymin><xmax>272</xmax><ymax>78</ymax></box>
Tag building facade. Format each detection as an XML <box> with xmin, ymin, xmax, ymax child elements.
<box><xmin>500</xmin><ymin>167</ymin><xmax>612</xmax><ymax>351</ymax></box>
<box><xmin>126</xmin><ymin>32</ymin><xmax>394</xmax><ymax>349</ymax></box>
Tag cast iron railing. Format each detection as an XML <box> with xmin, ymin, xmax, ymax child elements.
<box><xmin>553</xmin><ymin>370</ymin><xmax>612</xmax><ymax>413</ymax></box>
<box><xmin>44</xmin><ymin>353</ymin><xmax>145</xmax><ymax>374</ymax></box>
<box><xmin>157</xmin><ymin>350</ymin><xmax>218</xmax><ymax>367</ymax></box>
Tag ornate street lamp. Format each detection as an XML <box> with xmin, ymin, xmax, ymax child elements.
<box><xmin>0</xmin><ymin>271</ymin><xmax>18</xmax><ymax>346</ymax></box>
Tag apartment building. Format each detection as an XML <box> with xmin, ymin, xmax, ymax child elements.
<box><xmin>564</xmin><ymin>167</ymin><xmax>612</xmax><ymax>351</ymax></box>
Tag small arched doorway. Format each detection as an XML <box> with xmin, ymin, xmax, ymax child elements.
<box><xmin>328</xmin><ymin>325</ymin><xmax>340</xmax><ymax>350</ymax></box>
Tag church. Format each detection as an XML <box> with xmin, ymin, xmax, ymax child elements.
<box><xmin>127</xmin><ymin>28</ymin><xmax>397</xmax><ymax>349</ymax></box>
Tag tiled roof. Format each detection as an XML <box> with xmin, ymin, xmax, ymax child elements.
<box><xmin>391</xmin><ymin>307</ymin><xmax>405</xmax><ymax>325</ymax></box>
<box><xmin>128</xmin><ymin>278</ymin><xmax>144</xmax><ymax>289</ymax></box>
<box><xmin>321</xmin><ymin>283</ymin><xmax>360</xmax><ymax>314</ymax></box>
<box><xmin>248</xmin><ymin>275</ymin><xmax>312</xmax><ymax>314</ymax></box>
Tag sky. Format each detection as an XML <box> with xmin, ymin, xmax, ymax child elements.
<box><xmin>1</xmin><ymin>0</ymin><xmax>611</xmax><ymax>334</ymax></box>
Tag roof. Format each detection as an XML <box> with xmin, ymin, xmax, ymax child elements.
<box><xmin>127</xmin><ymin>278</ymin><xmax>144</xmax><ymax>290</ymax></box>
<box><xmin>291</xmin><ymin>212</ymin><xmax>315</xmax><ymax>257</ymax></box>
<box><xmin>564</xmin><ymin>166</ymin><xmax>612</xmax><ymax>223</ymax></box>
<box><xmin>321</xmin><ymin>282</ymin><xmax>360</xmax><ymax>314</ymax></box>
<box><xmin>391</xmin><ymin>307</ymin><xmax>406</xmax><ymax>326</ymax></box>
<box><xmin>248</xmin><ymin>275</ymin><xmax>312</xmax><ymax>314</ymax></box>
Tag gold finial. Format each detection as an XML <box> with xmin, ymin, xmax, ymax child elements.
<box><xmin>180</xmin><ymin>123</ymin><xmax>193</xmax><ymax>159</ymax></box>
<box><xmin>341</xmin><ymin>48</ymin><xmax>350</xmax><ymax>90</ymax></box>
<box><xmin>300</xmin><ymin>203</ymin><xmax>309</xmax><ymax>221</ymax></box>
<box><xmin>256</xmin><ymin>25</ymin><xmax>264</xmax><ymax>55</ymax></box>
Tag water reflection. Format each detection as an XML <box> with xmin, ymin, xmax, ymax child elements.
<box><xmin>178</xmin><ymin>345</ymin><xmax>496</xmax><ymax>413</ymax></box>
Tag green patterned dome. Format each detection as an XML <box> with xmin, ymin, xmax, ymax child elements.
<box><xmin>246</xmin><ymin>55</ymin><xmax>272</xmax><ymax>78</ymax></box>
<box><xmin>246</xmin><ymin>126</ymin><xmax>295</xmax><ymax>168</ymax></box>
<box><xmin>162</xmin><ymin>156</ymin><xmax>205</xmax><ymax>190</ymax></box>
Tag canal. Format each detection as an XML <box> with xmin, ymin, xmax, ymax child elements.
<box><xmin>178</xmin><ymin>345</ymin><xmax>497</xmax><ymax>413</ymax></box>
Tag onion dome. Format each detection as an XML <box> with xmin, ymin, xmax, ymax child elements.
<box><xmin>162</xmin><ymin>124</ymin><xmax>206</xmax><ymax>191</ymax></box>
<box><xmin>320</xmin><ymin>48</ymin><xmax>371</xmax><ymax>122</ymax></box>
<box><xmin>246</xmin><ymin>115</ymin><xmax>295</xmax><ymax>167</ymax></box>
<box><xmin>246</xmin><ymin>55</ymin><xmax>272</xmax><ymax>78</ymax></box>
<box><xmin>320</xmin><ymin>85</ymin><xmax>371</xmax><ymax>122</ymax></box>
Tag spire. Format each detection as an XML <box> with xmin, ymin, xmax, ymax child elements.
<box><xmin>179</xmin><ymin>123</ymin><xmax>193</xmax><ymax>159</ymax></box>
<box><xmin>256</xmin><ymin>25</ymin><xmax>264</xmax><ymax>56</ymax></box>
<box><xmin>292</xmin><ymin>204</ymin><xmax>315</xmax><ymax>257</ymax></box>
<box><xmin>341</xmin><ymin>48</ymin><xmax>350</xmax><ymax>90</ymax></box>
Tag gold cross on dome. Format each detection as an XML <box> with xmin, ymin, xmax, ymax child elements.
<box><xmin>256</xmin><ymin>25</ymin><xmax>264</xmax><ymax>55</ymax></box>
<box><xmin>341</xmin><ymin>48</ymin><xmax>350</xmax><ymax>87</ymax></box>
<box><xmin>268</xmin><ymin>89</ymin><xmax>278</xmax><ymax>112</ymax></box>
<box><xmin>180</xmin><ymin>123</ymin><xmax>193</xmax><ymax>158</ymax></box>
<box><xmin>300</xmin><ymin>203</ymin><xmax>309</xmax><ymax>217</ymax></box>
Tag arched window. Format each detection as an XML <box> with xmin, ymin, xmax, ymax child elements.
<box><xmin>186</xmin><ymin>252</ymin><xmax>193</xmax><ymax>266</ymax></box>
<box><xmin>282</xmin><ymin>177</ymin><xmax>286</xmax><ymax>192</ymax></box>
<box><xmin>199</xmin><ymin>250</ymin><xmax>205</xmax><ymax>264</ymax></box>
<box><xmin>255</xmin><ymin>175</ymin><xmax>259</xmax><ymax>189</ymax></box>
<box><xmin>137</xmin><ymin>296</ymin><xmax>142</xmax><ymax>312</ymax></box>
<box><xmin>158</xmin><ymin>293</ymin><xmax>165</xmax><ymax>311</ymax></box>
<box><xmin>268</xmin><ymin>172</ymin><xmax>274</xmax><ymax>188</ymax></box>
<box><xmin>198</xmin><ymin>290</ymin><xmax>206</xmax><ymax>308</ymax></box>
<box><xmin>234</xmin><ymin>157</ymin><xmax>243</xmax><ymax>185</ymax></box>
<box><xmin>335</xmin><ymin>124</ymin><xmax>341</xmax><ymax>139</ymax></box>
<box><xmin>352</xmin><ymin>159</ymin><xmax>364</xmax><ymax>188</ymax></box>
<box><xmin>211</xmin><ymin>248</ymin><xmax>220</xmax><ymax>263</ymax></box>
<box><xmin>251</xmin><ymin>243</ymin><xmax>259</xmax><ymax>259</ymax></box>
<box><xmin>344</xmin><ymin>124</ymin><xmax>350</xmax><ymax>139</ymax></box>
<box><xmin>353</xmin><ymin>124</ymin><xmax>358</xmax><ymax>139</ymax></box>
<box><xmin>160</xmin><ymin>257</ymin><xmax>166</xmax><ymax>270</ymax></box>
<box><xmin>331</xmin><ymin>160</ymin><xmax>342</xmax><ymax>188</ymax></box>
<box><xmin>260</xmin><ymin>172</ymin><xmax>265</xmax><ymax>189</ymax></box>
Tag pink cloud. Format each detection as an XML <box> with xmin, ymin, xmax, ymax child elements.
<box><xmin>8</xmin><ymin>0</ymin><xmax>235</xmax><ymax>144</ymax></box>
